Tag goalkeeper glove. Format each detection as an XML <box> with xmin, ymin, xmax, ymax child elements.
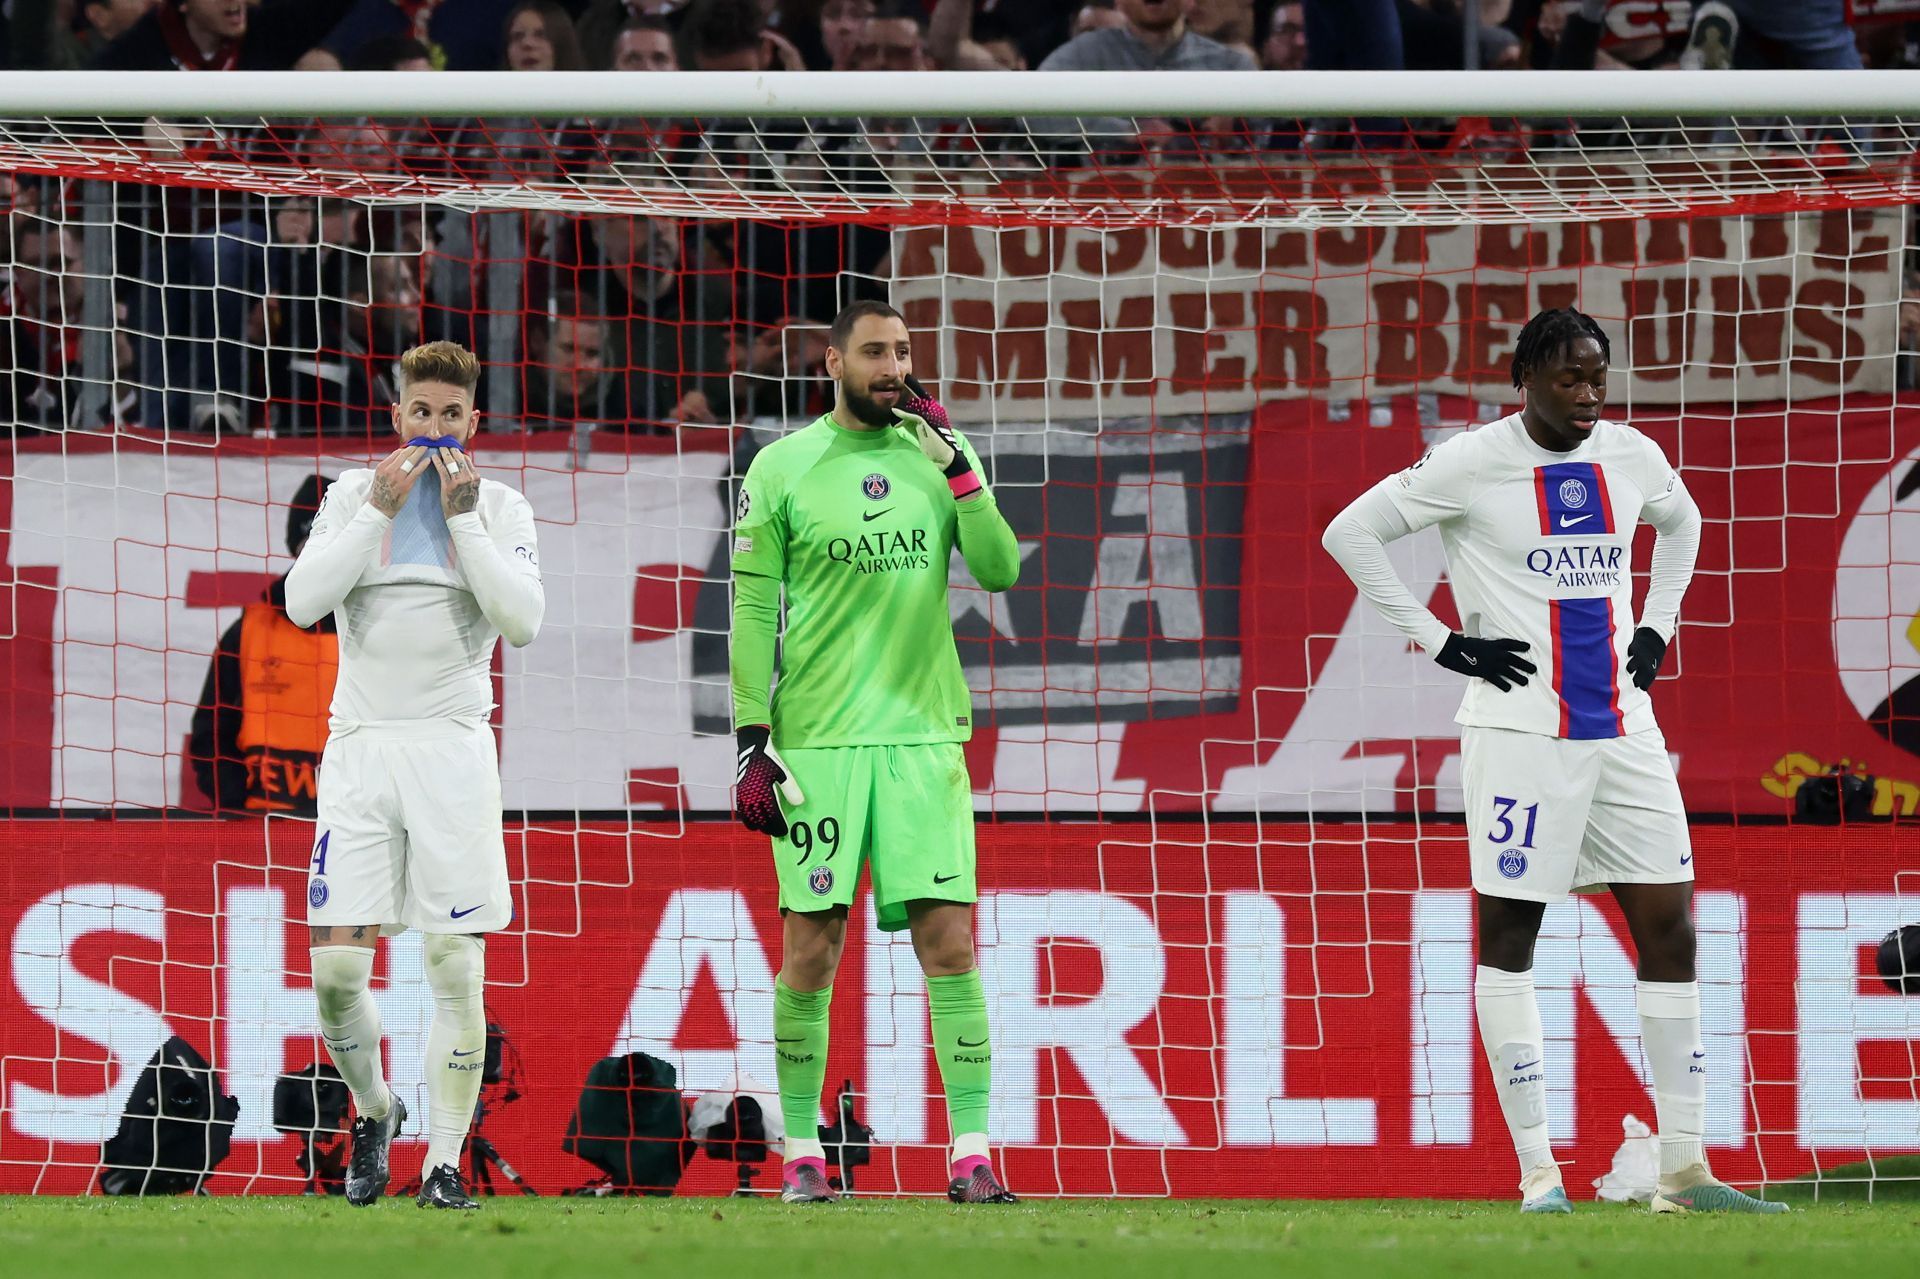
<box><xmin>899</xmin><ymin>374</ymin><xmax>983</xmax><ymax>500</ymax></box>
<box><xmin>1434</xmin><ymin>632</ymin><xmax>1536</xmax><ymax>692</ymax></box>
<box><xmin>735</xmin><ymin>725</ymin><xmax>805</xmax><ymax>838</ymax></box>
<box><xmin>1625</xmin><ymin>627</ymin><xmax>1667</xmax><ymax>691</ymax></box>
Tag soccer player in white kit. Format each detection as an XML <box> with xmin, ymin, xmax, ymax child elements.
<box><xmin>1323</xmin><ymin>309</ymin><xmax>1783</xmax><ymax>1215</ymax></box>
<box><xmin>285</xmin><ymin>341</ymin><xmax>544</xmax><ymax>1210</ymax></box>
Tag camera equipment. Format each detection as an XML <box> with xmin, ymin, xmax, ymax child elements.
<box><xmin>1879</xmin><ymin>924</ymin><xmax>1920</xmax><ymax>994</ymax></box>
<box><xmin>98</xmin><ymin>1035</ymin><xmax>240</xmax><ymax>1196</ymax></box>
<box><xmin>271</xmin><ymin>1060</ymin><xmax>350</xmax><ymax>1195</ymax></box>
<box><xmin>467</xmin><ymin>1015</ymin><xmax>537</xmax><ymax>1195</ymax></box>
<box><xmin>562</xmin><ymin>1050</ymin><xmax>693</xmax><ymax>1196</ymax></box>
<box><xmin>1794</xmin><ymin>765</ymin><xmax>1878</xmax><ymax>823</ymax></box>
<box><xmin>819</xmin><ymin>1079</ymin><xmax>874</xmax><ymax>1196</ymax></box>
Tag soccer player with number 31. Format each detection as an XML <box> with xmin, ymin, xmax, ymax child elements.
<box><xmin>1323</xmin><ymin>309</ymin><xmax>1784</xmax><ymax>1215</ymax></box>
<box><xmin>729</xmin><ymin>301</ymin><xmax>1022</xmax><ymax>1205</ymax></box>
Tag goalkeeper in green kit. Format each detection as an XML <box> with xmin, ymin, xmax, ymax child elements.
<box><xmin>729</xmin><ymin>300</ymin><xmax>1022</xmax><ymax>1205</ymax></box>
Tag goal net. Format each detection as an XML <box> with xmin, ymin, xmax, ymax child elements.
<box><xmin>0</xmin><ymin>70</ymin><xmax>1915</xmax><ymax>1199</ymax></box>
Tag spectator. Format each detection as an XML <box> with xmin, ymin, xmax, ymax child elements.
<box><xmin>304</xmin><ymin>0</ymin><xmax>520</xmax><ymax>72</ymax></box>
<box><xmin>930</xmin><ymin>0</ymin><xmax>1028</xmax><ymax>69</ymax></box>
<box><xmin>852</xmin><ymin>2</ymin><xmax>934</xmax><ymax>71</ymax></box>
<box><xmin>730</xmin><ymin>315</ymin><xmax>830</xmax><ymax>421</ymax></box>
<box><xmin>818</xmin><ymin>0</ymin><xmax>877</xmax><ymax>69</ymax></box>
<box><xmin>1039</xmin><ymin>0</ymin><xmax>1257</xmax><ymax>71</ymax></box>
<box><xmin>503</xmin><ymin>0</ymin><xmax>582</xmax><ymax>69</ymax></box>
<box><xmin>1690</xmin><ymin>1</ymin><xmax>1863</xmax><ymax>72</ymax></box>
<box><xmin>611</xmin><ymin>14</ymin><xmax>680</xmax><ymax>69</ymax></box>
<box><xmin>187</xmin><ymin>475</ymin><xmax>338</xmax><ymax>817</ymax></box>
<box><xmin>523</xmin><ymin>308</ymin><xmax>624</xmax><ymax>426</ymax></box>
<box><xmin>6</xmin><ymin>0</ymin><xmax>150</xmax><ymax>67</ymax></box>
<box><xmin>174</xmin><ymin>196</ymin><xmax>348</xmax><ymax>430</ymax></box>
<box><xmin>1037</xmin><ymin>0</ymin><xmax>1257</xmax><ymax>156</ymax></box>
<box><xmin>556</xmin><ymin>213</ymin><xmax>733</xmax><ymax>430</ymax></box>
<box><xmin>278</xmin><ymin>235</ymin><xmax>426</xmax><ymax>436</ymax></box>
<box><xmin>577</xmin><ymin>0</ymin><xmax>692</xmax><ymax>69</ymax></box>
<box><xmin>1</xmin><ymin>217</ymin><xmax>83</xmax><ymax>433</ymax></box>
<box><xmin>681</xmin><ymin>0</ymin><xmax>807</xmax><ymax>70</ymax></box>
<box><xmin>92</xmin><ymin>0</ymin><xmax>351</xmax><ymax>70</ymax></box>
<box><xmin>1262</xmin><ymin>0</ymin><xmax>1306</xmax><ymax>69</ymax></box>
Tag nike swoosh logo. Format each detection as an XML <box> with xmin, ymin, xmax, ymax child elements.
<box><xmin>933</xmin><ymin>872</ymin><xmax>960</xmax><ymax>884</ymax></box>
<box><xmin>449</xmin><ymin>905</ymin><xmax>484</xmax><ymax>919</ymax></box>
<box><xmin>452</xmin><ymin>1048</ymin><xmax>480</xmax><ymax>1057</ymax></box>
<box><xmin>1559</xmin><ymin>514</ymin><xmax>1593</xmax><ymax>527</ymax></box>
<box><xmin>1680</xmin><ymin>854</ymin><xmax>1693</xmax><ymax>865</ymax></box>
<box><xmin>958</xmin><ymin>1037</ymin><xmax>987</xmax><ymax>1048</ymax></box>
<box><xmin>862</xmin><ymin>508</ymin><xmax>892</xmax><ymax>522</ymax></box>
<box><xmin>775</xmin><ymin>1036</ymin><xmax>807</xmax><ymax>1043</ymax></box>
<box><xmin>1692</xmin><ymin>1051</ymin><xmax>1707</xmax><ymax>1059</ymax></box>
<box><xmin>1511</xmin><ymin>1060</ymin><xmax>1541</xmax><ymax>1072</ymax></box>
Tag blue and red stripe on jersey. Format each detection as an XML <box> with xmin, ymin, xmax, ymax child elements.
<box><xmin>1550</xmin><ymin>597</ymin><xmax>1626</xmax><ymax>739</ymax></box>
<box><xmin>1533</xmin><ymin>462</ymin><xmax>1615</xmax><ymax>537</ymax></box>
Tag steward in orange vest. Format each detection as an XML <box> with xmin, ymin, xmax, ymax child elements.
<box><xmin>189</xmin><ymin>474</ymin><xmax>338</xmax><ymax>815</ymax></box>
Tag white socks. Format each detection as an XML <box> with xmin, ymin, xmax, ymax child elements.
<box><xmin>311</xmin><ymin>945</ymin><xmax>391</xmax><ymax>1121</ymax></box>
<box><xmin>423</xmin><ymin>933</ymin><xmax>488</xmax><ymax>1177</ymax></box>
<box><xmin>1475</xmin><ymin>965</ymin><xmax>1555</xmax><ymax>1186</ymax></box>
<box><xmin>1637</xmin><ymin>979</ymin><xmax>1707</xmax><ymax>1177</ymax></box>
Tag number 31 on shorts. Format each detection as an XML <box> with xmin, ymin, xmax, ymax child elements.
<box><xmin>1487</xmin><ymin>796</ymin><xmax>1539</xmax><ymax>848</ymax></box>
<box><xmin>1487</xmin><ymin>796</ymin><xmax>1539</xmax><ymax>880</ymax></box>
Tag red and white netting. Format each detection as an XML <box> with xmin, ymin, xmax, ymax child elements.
<box><xmin>0</xmin><ymin>72</ymin><xmax>1915</xmax><ymax>1200</ymax></box>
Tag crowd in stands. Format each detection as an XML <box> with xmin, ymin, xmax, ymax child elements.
<box><xmin>0</xmin><ymin>1</ymin><xmax>1913</xmax><ymax>437</ymax></box>
<box><xmin>4</xmin><ymin>1</ymin><xmax>1906</xmax><ymax>79</ymax></box>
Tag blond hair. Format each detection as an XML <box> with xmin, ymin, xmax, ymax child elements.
<box><xmin>398</xmin><ymin>341</ymin><xmax>480</xmax><ymax>395</ymax></box>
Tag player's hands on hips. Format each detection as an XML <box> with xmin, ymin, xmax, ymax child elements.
<box><xmin>900</xmin><ymin>374</ymin><xmax>983</xmax><ymax>499</ymax></box>
<box><xmin>1435</xmin><ymin>632</ymin><xmax>1536</xmax><ymax>692</ymax></box>
<box><xmin>1625</xmin><ymin>627</ymin><xmax>1667</xmax><ymax>691</ymax></box>
<box><xmin>369</xmin><ymin>445</ymin><xmax>431</xmax><ymax>517</ymax></box>
<box><xmin>433</xmin><ymin>447</ymin><xmax>480</xmax><ymax>517</ymax></box>
<box><xmin>735</xmin><ymin>725</ymin><xmax>804</xmax><ymax>838</ymax></box>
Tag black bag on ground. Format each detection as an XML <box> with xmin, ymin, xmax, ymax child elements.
<box><xmin>98</xmin><ymin>1035</ymin><xmax>240</xmax><ymax>1195</ymax></box>
<box><xmin>562</xmin><ymin>1051</ymin><xmax>691</xmax><ymax>1195</ymax></box>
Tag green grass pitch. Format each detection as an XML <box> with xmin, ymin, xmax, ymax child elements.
<box><xmin>3</xmin><ymin>1195</ymin><xmax>1916</xmax><ymax>1279</ymax></box>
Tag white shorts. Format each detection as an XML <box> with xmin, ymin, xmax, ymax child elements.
<box><xmin>1461</xmin><ymin>725</ymin><xmax>1692</xmax><ymax>903</ymax></box>
<box><xmin>307</xmin><ymin>721</ymin><xmax>512</xmax><ymax>934</ymax></box>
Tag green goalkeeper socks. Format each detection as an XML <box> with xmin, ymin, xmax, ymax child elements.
<box><xmin>927</xmin><ymin>968</ymin><xmax>992</xmax><ymax>1140</ymax></box>
<box><xmin>773</xmin><ymin>978</ymin><xmax>833</xmax><ymax>1147</ymax></box>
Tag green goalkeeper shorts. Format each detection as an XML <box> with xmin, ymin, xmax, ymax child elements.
<box><xmin>770</xmin><ymin>742</ymin><xmax>976</xmax><ymax>932</ymax></box>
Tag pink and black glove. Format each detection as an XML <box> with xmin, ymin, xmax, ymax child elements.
<box><xmin>899</xmin><ymin>373</ymin><xmax>982</xmax><ymax>500</ymax></box>
<box><xmin>735</xmin><ymin>724</ymin><xmax>804</xmax><ymax>837</ymax></box>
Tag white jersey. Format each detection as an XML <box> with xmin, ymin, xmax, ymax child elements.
<box><xmin>1380</xmin><ymin>415</ymin><xmax>1695</xmax><ymax>740</ymax></box>
<box><xmin>285</xmin><ymin>465</ymin><xmax>544</xmax><ymax>730</ymax></box>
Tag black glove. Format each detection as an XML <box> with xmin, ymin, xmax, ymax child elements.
<box><xmin>1434</xmin><ymin>632</ymin><xmax>1536</xmax><ymax>692</ymax></box>
<box><xmin>1625</xmin><ymin>627</ymin><xmax>1667</xmax><ymax>691</ymax></box>
<box><xmin>735</xmin><ymin>725</ymin><xmax>804</xmax><ymax>837</ymax></box>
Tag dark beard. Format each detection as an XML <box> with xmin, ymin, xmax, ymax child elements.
<box><xmin>842</xmin><ymin>383</ymin><xmax>898</xmax><ymax>428</ymax></box>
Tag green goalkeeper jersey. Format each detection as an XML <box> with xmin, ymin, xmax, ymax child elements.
<box><xmin>729</xmin><ymin>412</ymin><xmax>1021</xmax><ymax>747</ymax></box>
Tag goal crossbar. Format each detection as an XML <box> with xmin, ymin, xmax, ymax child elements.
<box><xmin>3</xmin><ymin>68</ymin><xmax>1920</xmax><ymax>121</ymax></box>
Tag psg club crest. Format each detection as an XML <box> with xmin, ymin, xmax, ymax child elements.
<box><xmin>862</xmin><ymin>473</ymin><xmax>890</xmax><ymax>501</ymax></box>
<box><xmin>1497</xmin><ymin>849</ymin><xmax>1528</xmax><ymax>880</ymax></box>
<box><xmin>808</xmin><ymin>866</ymin><xmax>834</xmax><ymax>896</ymax></box>
<box><xmin>308</xmin><ymin>879</ymin><xmax>330</xmax><ymax>909</ymax></box>
<box><xmin>1559</xmin><ymin>478</ymin><xmax>1588</xmax><ymax>509</ymax></box>
<box><xmin>735</xmin><ymin>488</ymin><xmax>751</xmax><ymax>522</ymax></box>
